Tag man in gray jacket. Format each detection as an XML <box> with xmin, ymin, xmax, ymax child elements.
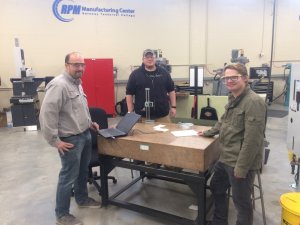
<box><xmin>199</xmin><ymin>63</ymin><xmax>267</xmax><ymax>225</ymax></box>
<box><xmin>40</xmin><ymin>52</ymin><xmax>100</xmax><ymax>225</ymax></box>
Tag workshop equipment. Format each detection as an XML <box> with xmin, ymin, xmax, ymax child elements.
<box><xmin>231</xmin><ymin>49</ymin><xmax>249</xmax><ymax>65</ymax></box>
<box><xmin>189</xmin><ymin>66</ymin><xmax>204</xmax><ymax>119</ymax></box>
<box><xmin>81</xmin><ymin>58</ymin><xmax>115</xmax><ymax>117</ymax></box>
<box><xmin>287</xmin><ymin>63</ymin><xmax>300</xmax><ymax>189</ymax></box>
<box><xmin>13</xmin><ymin>38</ymin><xmax>34</xmax><ymax>78</ymax></box>
<box><xmin>10</xmin><ymin>77</ymin><xmax>44</xmax><ymax>127</ymax></box>
<box><xmin>144</xmin><ymin>88</ymin><xmax>154</xmax><ymax>123</ymax></box>
<box><xmin>98</xmin><ymin>122</ymin><xmax>220</xmax><ymax>225</ymax></box>
<box><xmin>200</xmin><ymin>97</ymin><xmax>218</xmax><ymax>120</ymax></box>
<box><xmin>284</xmin><ymin>64</ymin><xmax>292</xmax><ymax>107</ymax></box>
<box><xmin>115</xmin><ymin>98</ymin><xmax>128</xmax><ymax>116</ymax></box>
<box><xmin>10</xmin><ymin>37</ymin><xmax>44</xmax><ymax>128</ymax></box>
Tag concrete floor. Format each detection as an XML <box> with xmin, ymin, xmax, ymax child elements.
<box><xmin>0</xmin><ymin>103</ymin><xmax>297</xmax><ymax>225</ymax></box>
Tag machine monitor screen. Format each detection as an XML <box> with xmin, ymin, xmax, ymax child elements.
<box><xmin>249</xmin><ymin>67</ymin><xmax>270</xmax><ymax>79</ymax></box>
<box><xmin>189</xmin><ymin>66</ymin><xmax>204</xmax><ymax>87</ymax></box>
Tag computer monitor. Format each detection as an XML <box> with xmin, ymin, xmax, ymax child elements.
<box><xmin>249</xmin><ymin>67</ymin><xmax>270</xmax><ymax>79</ymax></box>
<box><xmin>189</xmin><ymin>66</ymin><xmax>204</xmax><ymax>87</ymax></box>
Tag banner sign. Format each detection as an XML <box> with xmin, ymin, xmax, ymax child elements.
<box><xmin>52</xmin><ymin>0</ymin><xmax>136</xmax><ymax>22</ymax></box>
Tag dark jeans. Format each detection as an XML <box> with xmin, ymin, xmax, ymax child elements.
<box><xmin>291</xmin><ymin>165</ymin><xmax>295</xmax><ymax>174</ymax></box>
<box><xmin>210</xmin><ymin>161</ymin><xmax>255</xmax><ymax>225</ymax></box>
<box><xmin>55</xmin><ymin>129</ymin><xmax>92</xmax><ymax>218</ymax></box>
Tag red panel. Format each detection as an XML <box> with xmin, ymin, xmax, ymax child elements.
<box><xmin>82</xmin><ymin>59</ymin><xmax>115</xmax><ymax>116</ymax></box>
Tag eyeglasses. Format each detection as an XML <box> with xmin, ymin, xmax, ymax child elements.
<box><xmin>221</xmin><ymin>75</ymin><xmax>242</xmax><ymax>83</ymax></box>
<box><xmin>143</xmin><ymin>55</ymin><xmax>155</xmax><ymax>59</ymax></box>
<box><xmin>67</xmin><ymin>62</ymin><xmax>86</xmax><ymax>68</ymax></box>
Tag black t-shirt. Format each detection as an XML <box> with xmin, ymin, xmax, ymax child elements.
<box><xmin>126</xmin><ymin>64</ymin><xmax>175</xmax><ymax>119</ymax></box>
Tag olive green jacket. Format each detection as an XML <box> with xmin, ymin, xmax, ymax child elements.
<box><xmin>204</xmin><ymin>86</ymin><xmax>267</xmax><ymax>177</ymax></box>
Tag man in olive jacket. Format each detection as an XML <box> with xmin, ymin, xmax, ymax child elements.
<box><xmin>199</xmin><ymin>63</ymin><xmax>267</xmax><ymax>225</ymax></box>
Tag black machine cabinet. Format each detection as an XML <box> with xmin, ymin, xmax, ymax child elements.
<box><xmin>250</xmin><ymin>81</ymin><xmax>274</xmax><ymax>102</ymax></box>
<box><xmin>11</xmin><ymin>102</ymin><xmax>39</xmax><ymax>127</ymax></box>
<box><xmin>175</xmin><ymin>85</ymin><xmax>203</xmax><ymax>95</ymax></box>
<box><xmin>10</xmin><ymin>77</ymin><xmax>44</xmax><ymax>127</ymax></box>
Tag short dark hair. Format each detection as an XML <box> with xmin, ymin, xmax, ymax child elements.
<box><xmin>224</xmin><ymin>63</ymin><xmax>248</xmax><ymax>76</ymax></box>
<box><xmin>65</xmin><ymin>54</ymin><xmax>70</xmax><ymax>63</ymax></box>
<box><xmin>65</xmin><ymin>52</ymin><xmax>80</xmax><ymax>63</ymax></box>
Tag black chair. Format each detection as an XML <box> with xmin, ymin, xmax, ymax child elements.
<box><xmin>88</xmin><ymin>107</ymin><xmax>117</xmax><ymax>195</ymax></box>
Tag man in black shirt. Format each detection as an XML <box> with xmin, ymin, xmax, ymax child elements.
<box><xmin>126</xmin><ymin>49</ymin><xmax>176</xmax><ymax>123</ymax></box>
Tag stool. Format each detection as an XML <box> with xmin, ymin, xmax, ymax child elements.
<box><xmin>252</xmin><ymin>170</ymin><xmax>267</xmax><ymax>225</ymax></box>
<box><xmin>227</xmin><ymin>170</ymin><xmax>267</xmax><ymax>225</ymax></box>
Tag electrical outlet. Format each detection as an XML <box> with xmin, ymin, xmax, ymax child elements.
<box><xmin>259</xmin><ymin>52</ymin><xmax>264</xmax><ymax>57</ymax></box>
<box><xmin>140</xmin><ymin>144</ymin><xmax>149</xmax><ymax>151</ymax></box>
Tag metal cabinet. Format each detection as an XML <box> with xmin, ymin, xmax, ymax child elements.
<box><xmin>81</xmin><ymin>59</ymin><xmax>115</xmax><ymax>116</ymax></box>
<box><xmin>11</xmin><ymin>102</ymin><xmax>39</xmax><ymax>127</ymax></box>
<box><xmin>287</xmin><ymin>63</ymin><xmax>300</xmax><ymax>157</ymax></box>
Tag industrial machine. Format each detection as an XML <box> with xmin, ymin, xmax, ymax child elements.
<box><xmin>230</xmin><ymin>49</ymin><xmax>249</xmax><ymax>65</ymax></box>
<box><xmin>287</xmin><ymin>63</ymin><xmax>300</xmax><ymax>188</ymax></box>
<box><xmin>144</xmin><ymin>88</ymin><xmax>154</xmax><ymax>123</ymax></box>
<box><xmin>14</xmin><ymin>38</ymin><xmax>33</xmax><ymax>78</ymax></box>
<box><xmin>10</xmin><ymin>77</ymin><xmax>44</xmax><ymax>128</ymax></box>
<box><xmin>213</xmin><ymin>50</ymin><xmax>273</xmax><ymax>103</ymax></box>
<box><xmin>10</xmin><ymin>38</ymin><xmax>44</xmax><ymax>128</ymax></box>
<box><xmin>153</xmin><ymin>49</ymin><xmax>171</xmax><ymax>73</ymax></box>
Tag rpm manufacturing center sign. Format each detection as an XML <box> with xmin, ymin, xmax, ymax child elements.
<box><xmin>52</xmin><ymin>0</ymin><xmax>136</xmax><ymax>22</ymax></box>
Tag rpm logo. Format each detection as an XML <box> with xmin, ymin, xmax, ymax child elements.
<box><xmin>52</xmin><ymin>0</ymin><xmax>80</xmax><ymax>22</ymax></box>
<box><xmin>52</xmin><ymin>0</ymin><xmax>136</xmax><ymax>22</ymax></box>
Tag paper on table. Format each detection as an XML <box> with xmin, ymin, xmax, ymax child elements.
<box><xmin>171</xmin><ymin>130</ymin><xmax>198</xmax><ymax>137</ymax></box>
<box><xmin>153</xmin><ymin>124</ymin><xmax>169</xmax><ymax>132</ymax></box>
